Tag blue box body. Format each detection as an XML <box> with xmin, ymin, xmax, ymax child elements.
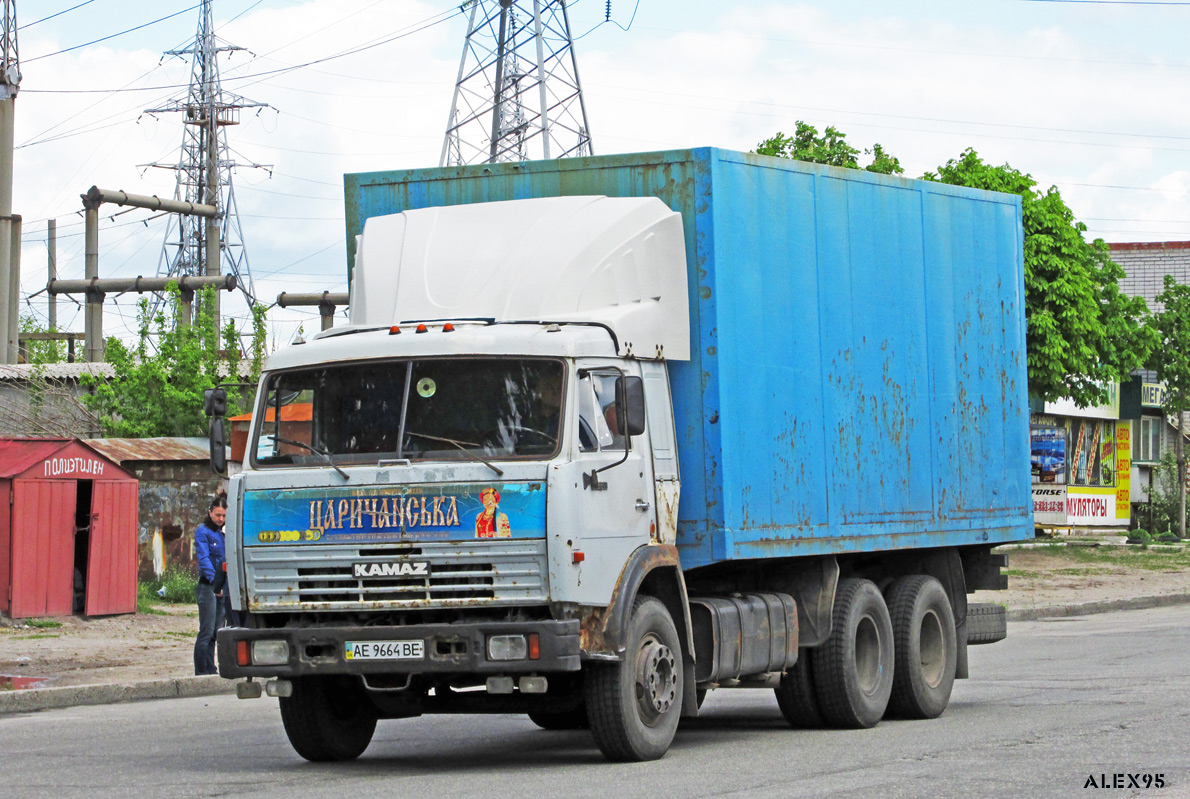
<box><xmin>345</xmin><ymin>148</ymin><xmax>1033</xmax><ymax>570</ymax></box>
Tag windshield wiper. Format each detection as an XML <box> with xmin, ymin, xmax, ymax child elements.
<box><xmin>272</xmin><ymin>437</ymin><xmax>350</xmax><ymax>481</ymax></box>
<box><xmin>405</xmin><ymin>431</ymin><xmax>504</xmax><ymax>477</ymax></box>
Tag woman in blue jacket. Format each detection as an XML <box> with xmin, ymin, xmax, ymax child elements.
<box><xmin>194</xmin><ymin>494</ymin><xmax>228</xmax><ymax>675</ymax></box>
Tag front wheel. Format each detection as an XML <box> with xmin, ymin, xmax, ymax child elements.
<box><xmin>585</xmin><ymin>596</ymin><xmax>683</xmax><ymax>761</ymax></box>
<box><xmin>279</xmin><ymin>676</ymin><xmax>377</xmax><ymax>762</ymax></box>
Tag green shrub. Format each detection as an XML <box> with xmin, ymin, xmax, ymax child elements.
<box><xmin>1127</xmin><ymin>529</ymin><xmax>1153</xmax><ymax>545</ymax></box>
<box><xmin>1155</xmin><ymin>531</ymin><xmax>1180</xmax><ymax>544</ymax></box>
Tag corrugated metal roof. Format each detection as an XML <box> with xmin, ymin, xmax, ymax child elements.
<box><xmin>86</xmin><ymin>437</ymin><xmax>211</xmax><ymax>463</ymax></box>
<box><xmin>229</xmin><ymin>402</ymin><xmax>313</xmax><ymax>423</ymax></box>
<box><xmin>0</xmin><ymin>363</ymin><xmax>115</xmax><ymax>381</ymax></box>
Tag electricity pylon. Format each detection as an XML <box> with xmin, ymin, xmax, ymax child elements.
<box><xmin>441</xmin><ymin>0</ymin><xmax>592</xmax><ymax>166</ymax></box>
<box><xmin>144</xmin><ymin>0</ymin><xmax>269</xmax><ymax>323</ymax></box>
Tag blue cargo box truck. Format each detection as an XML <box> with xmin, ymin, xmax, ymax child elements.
<box><xmin>215</xmin><ymin>147</ymin><xmax>1033</xmax><ymax>763</ymax></box>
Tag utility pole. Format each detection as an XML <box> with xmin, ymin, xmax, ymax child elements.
<box><xmin>47</xmin><ymin>219</ymin><xmax>55</xmax><ymax>331</ymax></box>
<box><xmin>0</xmin><ymin>0</ymin><xmax>19</xmax><ymax>364</ymax></box>
<box><xmin>143</xmin><ymin>0</ymin><xmax>269</xmax><ymax>330</ymax></box>
<box><xmin>442</xmin><ymin>0</ymin><xmax>592</xmax><ymax>166</ymax></box>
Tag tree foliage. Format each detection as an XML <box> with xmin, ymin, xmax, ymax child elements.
<box><xmin>756</xmin><ymin>121</ymin><xmax>903</xmax><ymax>175</ymax></box>
<box><xmin>18</xmin><ymin>315</ymin><xmax>67</xmax><ymax>365</ymax></box>
<box><xmin>81</xmin><ymin>287</ymin><xmax>267</xmax><ymax>438</ymax></box>
<box><xmin>1149</xmin><ymin>275</ymin><xmax>1190</xmax><ymax>539</ymax></box>
<box><xmin>925</xmin><ymin>149</ymin><xmax>1155</xmax><ymax>406</ymax></box>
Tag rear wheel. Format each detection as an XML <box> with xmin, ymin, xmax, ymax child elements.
<box><xmin>967</xmin><ymin>603</ymin><xmax>1008</xmax><ymax>644</ymax></box>
<box><xmin>886</xmin><ymin>575</ymin><xmax>957</xmax><ymax>719</ymax></box>
<box><xmin>279</xmin><ymin>676</ymin><xmax>377</xmax><ymax>762</ymax></box>
<box><xmin>585</xmin><ymin>596</ymin><xmax>683</xmax><ymax>761</ymax></box>
<box><xmin>811</xmin><ymin>578</ymin><xmax>894</xmax><ymax>729</ymax></box>
<box><xmin>774</xmin><ymin>649</ymin><xmax>824</xmax><ymax>728</ymax></box>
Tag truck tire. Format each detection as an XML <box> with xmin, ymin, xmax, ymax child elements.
<box><xmin>279</xmin><ymin>676</ymin><xmax>377</xmax><ymax>762</ymax></box>
<box><xmin>527</xmin><ymin>705</ymin><xmax>588</xmax><ymax>730</ymax></box>
<box><xmin>774</xmin><ymin>649</ymin><xmax>824</xmax><ymax>728</ymax></box>
<box><xmin>585</xmin><ymin>596</ymin><xmax>683</xmax><ymax>761</ymax></box>
<box><xmin>810</xmin><ymin>578</ymin><xmax>894</xmax><ymax>729</ymax></box>
<box><xmin>967</xmin><ymin>603</ymin><xmax>1007</xmax><ymax>644</ymax></box>
<box><xmin>886</xmin><ymin>575</ymin><xmax>956</xmax><ymax>719</ymax></box>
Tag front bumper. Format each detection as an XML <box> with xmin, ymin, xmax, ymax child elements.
<box><xmin>216</xmin><ymin>619</ymin><xmax>581</xmax><ymax>678</ymax></box>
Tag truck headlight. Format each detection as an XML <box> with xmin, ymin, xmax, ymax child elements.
<box><xmin>251</xmin><ymin>640</ymin><xmax>290</xmax><ymax>666</ymax></box>
<box><xmin>487</xmin><ymin>634</ymin><xmax>528</xmax><ymax>661</ymax></box>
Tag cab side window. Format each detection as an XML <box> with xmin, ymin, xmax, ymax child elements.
<box><xmin>577</xmin><ymin>370</ymin><xmax>627</xmax><ymax>452</ymax></box>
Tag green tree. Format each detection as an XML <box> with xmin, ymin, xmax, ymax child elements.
<box><xmin>1149</xmin><ymin>275</ymin><xmax>1190</xmax><ymax>539</ymax></box>
<box><xmin>81</xmin><ymin>286</ymin><xmax>268</xmax><ymax>437</ymax></box>
<box><xmin>18</xmin><ymin>316</ymin><xmax>66</xmax><ymax>365</ymax></box>
<box><xmin>925</xmin><ymin>149</ymin><xmax>1156</xmax><ymax>407</ymax></box>
<box><xmin>756</xmin><ymin>121</ymin><xmax>903</xmax><ymax>175</ymax></box>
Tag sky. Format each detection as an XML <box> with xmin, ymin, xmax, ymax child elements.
<box><xmin>10</xmin><ymin>0</ymin><xmax>1190</xmax><ymax>350</ymax></box>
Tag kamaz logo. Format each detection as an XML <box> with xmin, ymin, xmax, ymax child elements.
<box><xmin>353</xmin><ymin>562</ymin><xmax>430</xmax><ymax>578</ymax></box>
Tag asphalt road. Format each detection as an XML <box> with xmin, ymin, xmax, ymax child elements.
<box><xmin>2</xmin><ymin>606</ymin><xmax>1187</xmax><ymax>799</ymax></box>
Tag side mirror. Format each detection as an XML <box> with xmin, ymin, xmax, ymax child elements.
<box><xmin>209</xmin><ymin>416</ymin><xmax>228</xmax><ymax>476</ymax></box>
<box><xmin>204</xmin><ymin>387</ymin><xmax>228</xmax><ymax>417</ymax></box>
<box><xmin>615</xmin><ymin>376</ymin><xmax>646</xmax><ymax>438</ymax></box>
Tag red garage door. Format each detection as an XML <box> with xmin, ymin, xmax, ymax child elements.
<box><xmin>9</xmin><ymin>481</ymin><xmax>77</xmax><ymax>619</ymax></box>
<box><xmin>85</xmin><ymin>481</ymin><xmax>139</xmax><ymax>616</ymax></box>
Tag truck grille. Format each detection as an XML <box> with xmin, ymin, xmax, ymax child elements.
<box><xmin>242</xmin><ymin>540</ymin><xmax>548</xmax><ymax>610</ymax></box>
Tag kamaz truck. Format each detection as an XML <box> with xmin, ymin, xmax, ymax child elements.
<box><xmin>212</xmin><ymin>148</ymin><xmax>1032</xmax><ymax>762</ymax></box>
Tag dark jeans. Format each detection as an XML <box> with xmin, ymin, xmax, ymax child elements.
<box><xmin>194</xmin><ymin>581</ymin><xmax>226</xmax><ymax>675</ymax></box>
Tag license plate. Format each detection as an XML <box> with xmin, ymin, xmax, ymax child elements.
<box><xmin>344</xmin><ymin>640</ymin><xmax>425</xmax><ymax>661</ymax></box>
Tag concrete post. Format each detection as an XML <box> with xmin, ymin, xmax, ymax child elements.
<box><xmin>83</xmin><ymin>200</ymin><xmax>103</xmax><ymax>362</ymax></box>
<box><xmin>47</xmin><ymin>219</ymin><xmax>56</xmax><ymax>331</ymax></box>
<box><xmin>6</xmin><ymin>212</ymin><xmax>18</xmax><ymax>360</ymax></box>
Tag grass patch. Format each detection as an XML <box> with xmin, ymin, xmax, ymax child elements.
<box><xmin>1015</xmin><ymin>543</ymin><xmax>1190</xmax><ymax>572</ymax></box>
<box><xmin>138</xmin><ymin>567</ymin><xmax>198</xmax><ymax>606</ymax></box>
<box><xmin>26</xmin><ymin>619</ymin><xmax>62</xmax><ymax>629</ymax></box>
<box><xmin>15</xmin><ymin>633</ymin><xmax>59</xmax><ymax>640</ymax></box>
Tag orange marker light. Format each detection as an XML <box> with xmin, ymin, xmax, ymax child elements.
<box><xmin>416</xmin><ymin>324</ymin><xmax>428</xmax><ymax>333</ymax></box>
<box><xmin>389</xmin><ymin>325</ymin><xmax>401</xmax><ymax>335</ymax></box>
<box><xmin>443</xmin><ymin>323</ymin><xmax>455</xmax><ymax>332</ymax></box>
<box><xmin>236</xmin><ymin>640</ymin><xmax>250</xmax><ymax>667</ymax></box>
<box><xmin>528</xmin><ymin>633</ymin><xmax>540</xmax><ymax>660</ymax></box>
<box><xmin>572</xmin><ymin>551</ymin><xmax>585</xmax><ymax>563</ymax></box>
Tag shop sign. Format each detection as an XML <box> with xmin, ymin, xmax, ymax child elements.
<box><xmin>1032</xmin><ymin>485</ymin><xmax>1066</xmax><ymax>525</ymax></box>
<box><xmin>1141</xmin><ymin>383</ymin><xmax>1168</xmax><ymax>409</ymax></box>
<box><xmin>1045</xmin><ymin>382</ymin><xmax>1120</xmax><ymax>420</ymax></box>
<box><xmin>1066</xmin><ymin>487</ymin><xmax>1118</xmax><ymax>526</ymax></box>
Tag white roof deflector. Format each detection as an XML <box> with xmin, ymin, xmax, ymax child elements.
<box><xmin>349</xmin><ymin>195</ymin><xmax>691</xmax><ymax>360</ymax></box>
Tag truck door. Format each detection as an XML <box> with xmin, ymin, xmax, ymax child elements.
<box><xmin>547</xmin><ymin>362</ymin><xmax>655</xmax><ymax>606</ymax></box>
<box><xmin>641</xmin><ymin>362</ymin><xmax>679</xmax><ymax>545</ymax></box>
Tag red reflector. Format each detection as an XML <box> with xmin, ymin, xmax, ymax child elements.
<box><xmin>416</xmin><ymin>323</ymin><xmax>428</xmax><ymax>333</ymax></box>
<box><xmin>528</xmin><ymin>633</ymin><xmax>540</xmax><ymax>660</ymax></box>
<box><xmin>236</xmin><ymin>640</ymin><xmax>250</xmax><ymax>667</ymax></box>
<box><xmin>389</xmin><ymin>325</ymin><xmax>401</xmax><ymax>335</ymax></box>
<box><xmin>443</xmin><ymin>323</ymin><xmax>454</xmax><ymax>332</ymax></box>
<box><xmin>572</xmin><ymin>551</ymin><xmax>585</xmax><ymax>563</ymax></box>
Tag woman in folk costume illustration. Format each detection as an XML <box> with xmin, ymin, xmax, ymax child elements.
<box><xmin>475</xmin><ymin>487</ymin><xmax>511</xmax><ymax>538</ymax></box>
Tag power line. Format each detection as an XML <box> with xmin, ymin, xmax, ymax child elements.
<box><xmin>19</xmin><ymin>0</ymin><xmax>97</xmax><ymax>30</ymax></box>
<box><xmin>24</xmin><ymin>4</ymin><xmax>203</xmax><ymax>63</ymax></box>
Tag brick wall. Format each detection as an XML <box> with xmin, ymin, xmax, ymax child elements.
<box><xmin>1109</xmin><ymin>241</ymin><xmax>1190</xmax><ymax>313</ymax></box>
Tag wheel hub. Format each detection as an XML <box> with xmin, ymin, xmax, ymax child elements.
<box><xmin>634</xmin><ymin>635</ymin><xmax>677</xmax><ymax>723</ymax></box>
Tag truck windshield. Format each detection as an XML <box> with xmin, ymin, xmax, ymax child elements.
<box><xmin>252</xmin><ymin>358</ymin><xmax>564</xmax><ymax>466</ymax></box>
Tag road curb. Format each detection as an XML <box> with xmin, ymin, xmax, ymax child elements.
<box><xmin>0</xmin><ymin>674</ymin><xmax>234</xmax><ymax>715</ymax></box>
<box><xmin>1007</xmin><ymin>592</ymin><xmax>1190</xmax><ymax>621</ymax></box>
